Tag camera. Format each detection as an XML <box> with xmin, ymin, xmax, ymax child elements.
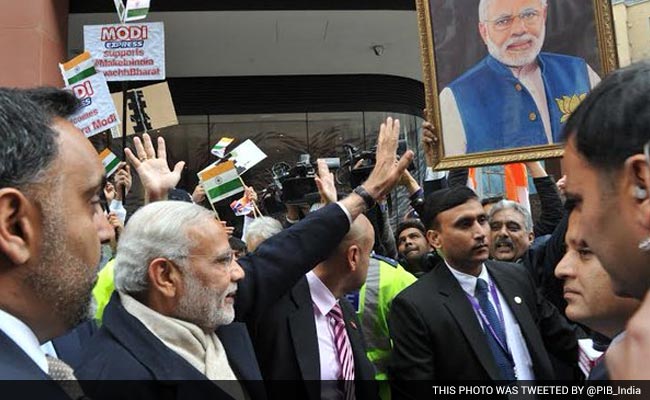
<box><xmin>342</xmin><ymin>140</ymin><xmax>414</xmax><ymax>187</ymax></box>
<box><xmin>271</xmin><ymin>154</ymin><xmax>340</xmax><ymax>205</ymax></box>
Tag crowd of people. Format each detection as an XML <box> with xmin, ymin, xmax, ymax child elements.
<box><xmin>4</xmin><ymin>40</ymin><xmax>650</xmax><ymax>400</ymax></box>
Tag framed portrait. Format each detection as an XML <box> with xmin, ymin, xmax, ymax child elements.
<box><xmin>416</xmin><ymin>0</ymin><xmax>618</xmax><ymax>169</ymax></box>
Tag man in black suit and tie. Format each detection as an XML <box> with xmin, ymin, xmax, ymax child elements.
<box><xmin>388</xmin><ymin>186</ymin><xmax>577</xmax><ymax>396</ymax></box>
<box><xmin>0</xmin><ymin>88</ymin><xmax>114</xmax><ymax>399</ymax></box>
<box><xmin>76</xmin><ymin>117</ymin><xmax>411</xmax><ymax>400</ymax></box>
<box><xmin>248</xmin><ymin>214</ymin><xmax>377</xmax><ymax>400</ymax></box>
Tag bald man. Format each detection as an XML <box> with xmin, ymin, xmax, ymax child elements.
<box><xmin>248</xmin><ymin>215</ymin><xmax>378</xmax><ymax>400</ymax></box>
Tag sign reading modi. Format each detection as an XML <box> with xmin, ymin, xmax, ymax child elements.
<box><xmin>84</xmin><ymin>22</ymin><xmax>165</xmax><ymax>81</ymax></box>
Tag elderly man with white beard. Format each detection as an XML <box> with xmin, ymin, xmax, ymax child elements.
<box><xmin>439</xmin><ymin>0</ymin><xmax>600</xmax><ymax>155</ymax></box>
<box><xmin>76</xmin><ymin>117</ymin><xmax>411</xmax><ymax>400</ymax></box>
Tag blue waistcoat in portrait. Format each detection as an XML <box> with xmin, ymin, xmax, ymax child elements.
<box><xmin>448</xmin><ymin>52</ymin><xmax>591</xmax><ymax>153</ymax></box>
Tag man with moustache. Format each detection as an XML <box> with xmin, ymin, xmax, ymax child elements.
<box><xmin>440</xmin><ymin>0</ymin><xmax>600</xmax><ymax>155</ymax></box>
<box><xmin>395</xmin><ymin>220</ymin><xmax>433</xmax><ymax>277</ymax></box>
<box><xmin>0</xmin><ymin>88</ymin><xmax>113</xmax><ymax>398</ymax></box>
<box><xmin>388</xmin><ymin>187</ymin><xmax>577</xmax><ymax>395</ymax></box>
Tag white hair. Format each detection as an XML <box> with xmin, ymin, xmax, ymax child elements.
<box><xmin>479</xmin><ymin>0</ymin><xmax>547</xmax><ymax>21</ymax></box>
<box><xmin>244</xmin><ymin>216</ymin><xmax>283</xmax><ymax>246</ymax></box>
<box><xmin>488</xmin><ymin>199</ymin><xmax>534</xmax><ymax>233</ymax></box>
<box><xmin>114</xmin><ymin>201</ymin><xmax>214</xmax><ymax>295</ymax></box>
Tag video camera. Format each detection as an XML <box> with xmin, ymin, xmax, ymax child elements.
<box><xmin>341</xmin><ymin>140</ymin><xmax>413</xmax><ymax>188</ymax></box>
<box><xmin>271</xmin><ymin>154</ymin><xmax>340</xmax><ymax>205</ymax></box>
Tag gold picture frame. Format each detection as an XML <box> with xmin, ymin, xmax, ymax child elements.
<box><xmin>416</xmin><ymin>0</ymin><xmax>618</xmax><ymax>169</ymax></box>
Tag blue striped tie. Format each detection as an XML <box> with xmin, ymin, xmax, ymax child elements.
<box><xmin>475</xmin><ymin>278</ymin><xmax>516</xmax><ymax>380</ymax></box>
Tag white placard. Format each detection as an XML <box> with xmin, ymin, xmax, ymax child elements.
<box><xmin>84</xmin><ymin>22</ymin><xmax>165</xmax><ymax>81</ymax></box>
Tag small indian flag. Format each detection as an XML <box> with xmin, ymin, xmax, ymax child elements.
<box><xmin>124</xmin><ymin>0</ymin><xmax>150</xmax><ymax>21</ymax></box>
<box><xmin>230</xmin><ymin>194</ymin><xmax>254</xmax><ymax>216</ymax></box>
<box><xmin>198</xmin><ymin>160</ymin><xmax>244</xmax><ymax>204</ymax></box>
<box><xmin>211</xmin><ymin>137</ymin><xmax>235</xmax><ymax>158</ymax></box>
<box><xmin>60</xmin><ymin>52</ymin><xmax>96</xmax><ymax>86</ymax></box>
<box><xmin>99</xmin><ymin>148</ymin><xmax>121</xmax><ymax>178</ymax></box>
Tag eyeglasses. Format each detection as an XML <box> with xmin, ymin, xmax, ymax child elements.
<box><xmin>484</xmin><ymin>9</ymin><xmax>541</xmax><ymax>32</ymax></box>
<box><xmin>213</xmin><ymin>251</ymin><xmax>235</xmax><ymax>271</ymax></box>
<box><xmin>170</xmin><ymin>250</ymin><xmax>236</xmax><ymax>273</ymax></box>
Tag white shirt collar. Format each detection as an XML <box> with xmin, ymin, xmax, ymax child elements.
<box><xmin>444</xmin><ymin>260</ymin><xmax>491</xmax><ymax>297</ymax></box>
<box><xmin>306</xmin><ymin>270</ymin><xmax>338</xmax><ymax>316</ymax></box>
<box><xmin>0</xmin><ymin>308</ymin><xmax>48</xmax><ymax>373</ymax></box>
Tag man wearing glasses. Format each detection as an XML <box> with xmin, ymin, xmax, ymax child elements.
<box><xmin>75</xmin><ymin>118</ymin><xmax>410</xmax><ymax>399</ymax></box>
<box><xmin>439</xmin><ymin>0</ymin><xmax>600</xmax><ymax>155</ymax></box>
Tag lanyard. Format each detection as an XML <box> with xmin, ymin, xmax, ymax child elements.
<box><xmin>466</xmin><ymin>281</ymin><xmax>513</xmax><ymax>361</ymax></box>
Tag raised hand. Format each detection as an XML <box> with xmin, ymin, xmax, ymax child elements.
<box><xmin>340</xmin><ymin>117</ymin><xmax>414</xmax><ymax>220</ymax></box>
<box><xmin>315</xmin><ymin>159</ymin><xmax>337</xmax><ymax>204</ymax></box>
<box><xmin>125</xmin><ymin>133</ymin><xmax>185</xmax><ymax>203</ymax></box>
<box><xmin>113</xmin><ymin>162</ymin><xmax>132</xmax><ymax>201</ymax></box>
<box><xmin>104</xmin><ymin>181</ymin><xmax>116</xmax><ymax>204</ymax></box>
<box><xmin>421</xmin><ymin>121</ymin><xmax>438</xmax><ymax>168</ymax></box>
<box><xmin>192</xmin><ymin>184</ymin><xmax>206</xmax><ymax>204</ymax></box>
<box><xmin>362</xmin><ymin>117</ymin><xmax>414</xmax><ymax>200</ymax></box>
<box><xmin>244</xmin><ymin>186</ymin><xmax>258</xmax><ymax>203</ymax></box>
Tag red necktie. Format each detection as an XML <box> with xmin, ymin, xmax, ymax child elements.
<box><xmin>328</xmin><ymin>303</ymin><xmax>356</xmax><ymax>400</ymax></box>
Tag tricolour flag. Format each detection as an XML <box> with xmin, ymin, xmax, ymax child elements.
<box><xmin>504</xmin><ymin>163</ymin><xmax>530</xmax><ymax>212</ymax></box>
<box><xmin>230</xmin><ymin>194</ymin><xmax>254</xmax><ymax>216</ymax></box>
<box><xmin>211</xmin><ymin>137</ymin><xmax>234</xmax><ymax>158</ymax></box>
<box><xmin>124</xmin><ymin>0</ymin><xmax>150</xmax><ymax>22</ymax></box>
<box><xmin>99</xmin><ymin>148</ymin><xmax>121</xmax><ymax>178</ymax></box>
<box><xmin>60</xmin><ymin>52</ymin><xmax>96</xmax><ymax>86</ymax></box>
<box><xmin>198</xmin><ymin>160</ymin><xmax>244</xmax><ymax>204</ymax></box>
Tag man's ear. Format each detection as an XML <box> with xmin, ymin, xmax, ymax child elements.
<box><xmin>528</xmin><ymin>231</ymin><xmax>535</xmax><ymax>245</ymax></box>
<box><xmin>478</xmin><ymin>22</ymin><xmax>489</xmax><ymax>45</ymax></box>
<box><xmin>0</xmin><ymin>188</ymin><xmax>36</xmax><ymax>265</ymax></box>
<box><xmin>347</xmin><ymin>245</ymin><xmax>360</xmax><ymax>272</ymax></box>
<box><xmin>147</xmin><ymin>258</ymin><xmax>183</xmax><ymax>299</ymax></box>
<box><xmin>426</xmin><ymin>229</ymin><xmax>442</xmax><ymax>250</ymax></box>
<box><xmin>625</xmin><ymin>155</ymin><xmax>650</xmax><ymax>230</ymax></box>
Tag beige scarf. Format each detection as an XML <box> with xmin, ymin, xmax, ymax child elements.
<box><xmin>120</xmin><ymin>292</ymin><xmax>247</xmax><ymax>400</ymax></box>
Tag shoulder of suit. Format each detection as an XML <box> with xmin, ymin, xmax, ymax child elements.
<box><xmin>486</xmin><ymin>259</ymin><xmax>530</xmax><ymax>276</ymax></box>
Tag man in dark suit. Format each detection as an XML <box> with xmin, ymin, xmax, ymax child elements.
<box><xmin>76</xmin><ymin>117</ymin><xmax>412</xmax><ymax>400</ymax></box>
<box><xmin>0</xmin><ymin>88</ymin><xmax>113</xmax><ymax>399</ymax></box>
<box><xmin>388</xmin><ymin>187</ymin><xmax>577</xmax><ymax>396</ymax></box>
<box><xmin>248</xmin><ymin>215</ymin><xmax>377</xmax><ymax>400</ymax></box>
<box><xmin>554</xmin><ymin>207</ymin><xmax>639</xmax><ymax>380</ymax></box>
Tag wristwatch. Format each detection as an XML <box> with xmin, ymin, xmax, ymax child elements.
<box><xmin>353</xmin><ymin>185</ymin><xmax>377</xmax><ymax>210</ymax></box>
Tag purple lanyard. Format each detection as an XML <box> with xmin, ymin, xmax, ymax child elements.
<box><xmin>466</xmin><ymin>281</ymin><xmax>512</xmax><ymax>359</ymax></box>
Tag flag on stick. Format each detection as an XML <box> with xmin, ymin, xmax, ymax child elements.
<box><xmin>211</xmin><ymin>137</ymin><xmax>234</xmax><ymax>158</ymax></box>
<box><xmin>198</xmin><ymin>160</ymin><xmax>244</xmax><ymax>204</ymax></box>
<box><xmin>60</xmin><ymin>52</ymin><xmax>96</xmax><ymax>86</ymax></box>
<box><xmin>230</xmin><ymin>194</ymin><xmax>255</xmax><ymax>216</ymax></box>
<box><xmin>124</xmin><ymin>0</ymin><xmax>150</xmax><ymax>21</ymax></box>
<box><xmin>99</xmin><ymin>148</ymin><xmax>121</xmax><ymax>178</ymax></box>
<box><xmin>504</xmin><ymin>163</ymin><xmax>530</xmax><ymax>212</ymax></box>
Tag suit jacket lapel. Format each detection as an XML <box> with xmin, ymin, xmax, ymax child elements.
<box><xmin>487</xmin><ymin>261</ymin><xmax>552</xmax><ymax>378</ymax></box>
<box><xmin>288</xmin><ymin>279</ymin><xmax>321</xmax><ymax>385</ymax></box>
<box><xmin>434</xmin><ymin>264</ymin><xmax>502</xmax><ymax>380</ymax></box>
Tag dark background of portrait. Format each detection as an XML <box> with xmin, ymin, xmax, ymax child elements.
<box><xmin>430</xmin><ymin>0</ymin><xmax>602</xmax><ymax>89</ymax></box>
